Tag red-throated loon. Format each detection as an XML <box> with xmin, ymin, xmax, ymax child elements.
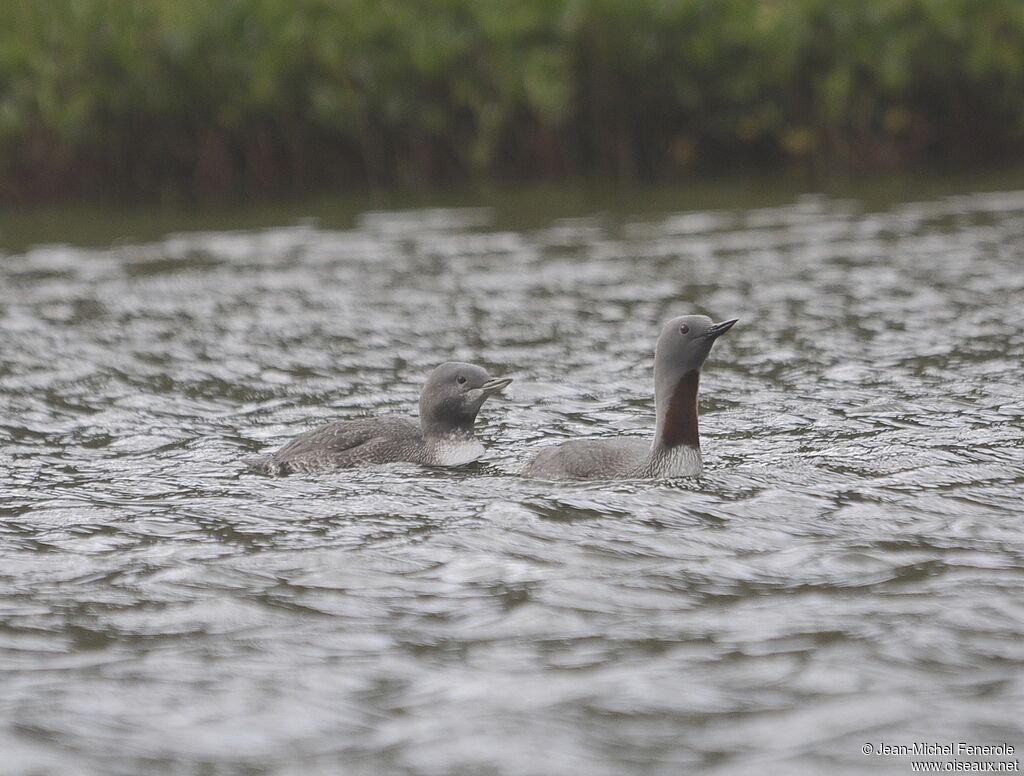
<box><xmin>250</xmin><ymin>362</ymin><xmax>512</xmax><ymax>474</ymax></box>
<box><xmin>523</xmin><ymin>316</ymin><xmax>736</xmax><ymax>480</ymax></box>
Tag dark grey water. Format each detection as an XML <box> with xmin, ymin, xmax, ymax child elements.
<box><xmin>1</xmin><ymin>189</ymin><xmax>1023</xmax><ymax>776</ymax></box>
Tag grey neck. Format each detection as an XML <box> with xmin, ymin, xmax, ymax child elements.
<box><xmin>420</xmin><ymin>408</ymin><xmax>476</xmax><ymax>442</ymax></box>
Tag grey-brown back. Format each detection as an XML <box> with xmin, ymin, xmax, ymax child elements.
<box><xmin>522</xmin><ymin>437</ymin><xmax>650</xmax><ymax>480</ymax></box>
<box><xmin>249</xmin><ymin>416</ymin><xmax>424</xmax><ymax>475</ymax></box>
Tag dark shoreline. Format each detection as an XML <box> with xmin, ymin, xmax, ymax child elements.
<box><xmin>3</xmin><ymin>0</ymin><xmax>1024</xmax><ymax>204</ymax></box>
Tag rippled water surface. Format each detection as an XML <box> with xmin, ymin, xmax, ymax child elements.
<box><xmin>2</xmin><ymin>187</ymin><xmax>1023</xmax><ymax>775</ymax></box>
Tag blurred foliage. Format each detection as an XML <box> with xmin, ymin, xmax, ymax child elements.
<box><xmin>1</xmin><ymin>0</ymin><xmax>1023</xmax><ymax>201</ymax></box>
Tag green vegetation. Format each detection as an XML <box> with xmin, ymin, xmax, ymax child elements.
<box><xmin>2</xmin><ymin>0</ymin><xmax>1024</xmax><ymax>201</ymax></box>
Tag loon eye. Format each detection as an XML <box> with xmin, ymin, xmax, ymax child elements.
<box><xmin>679</xmin><ymin>324</ymin><xmax>690</xmax><ymax>335</ymax></box>
<box><xmin>456</xmin><ymin>375</ymin><xmax>467</xmax><ymax>385</ymax></box>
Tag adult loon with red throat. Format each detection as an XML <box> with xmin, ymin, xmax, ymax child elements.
<box><xmin>522</xmin><ymin>315</ymin><xmax>737</xmax><ymax>480</ymax></box>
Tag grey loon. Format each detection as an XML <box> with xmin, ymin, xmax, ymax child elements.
<box><xmin>523</xmin><ymin>315</ymin><xmax>737</xmax><ymax>480</ymax></box>
<box><xmin>250</xmin><ymin>362</ymin><xmax>511</xmax><ymax>475</ymax></box>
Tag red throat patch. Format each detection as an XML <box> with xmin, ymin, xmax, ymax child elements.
<box><xmin>661</xmin><ymin>370</ymin><xmax>700</xmax><ymax>449</ymax></box>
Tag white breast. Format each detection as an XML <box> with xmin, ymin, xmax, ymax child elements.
<box><xmin>650</xmin><ymin>445</ymin><xmax>703</xmax><ymax>478</ymax></box>
<box><xmin>430</xmin><ymin>438</ymin><xmax>485</xmax><ymax>467</ymax></box>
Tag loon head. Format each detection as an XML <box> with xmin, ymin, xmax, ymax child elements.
<box><xmin>419</xmin><ymin>361</ymin><xmax>512</xmax><ymax>439</ymax></box>
<box><xmin>654</xmin><ymin>315</ymin><xmax>737</xmax><ymax>378</ymax></box>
